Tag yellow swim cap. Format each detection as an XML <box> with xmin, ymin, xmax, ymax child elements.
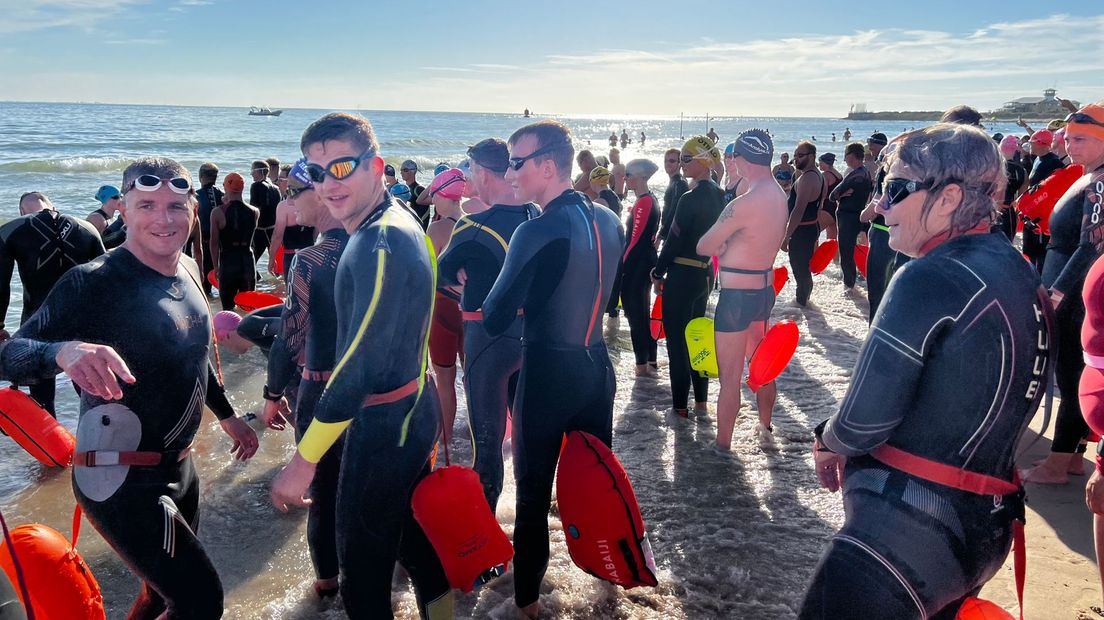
<box><xmin>682</xmin><ymin>136</ymin><xmax>721</xmax><ymax>166</ymax></box>
<box><xmin>589</xmin><ymin>166</ymin><xmax>611</xmax><ymax>185</ymax></box>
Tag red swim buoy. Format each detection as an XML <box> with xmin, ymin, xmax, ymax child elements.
<box><xmin>0</xmin><ymin>387</ymin><xmax>74</xmax><ymax>467</ymax></box>
<box><xmin>206</xmin><ymin>270</ymin><xmax>219</xmax><ymax>289</ymax></box>
<box><xmin>556</xmin><ymin>431</ymin><xmax>657</xmax><ymax>589</ymax></box>
<box><xmin>0</xmin><ymin>521</ymin><xmax>104</xmax><ymax>619</ymax></box>
<box><xmin>772</xmin><ymin>265</ymin><xmax>789</xmax><ymax>295</ymax></box>
<box><xmin>747</xmin><ymin>320</ymin><xmax>799</xmax><ymax>392</ymax></box>
<box><xmin>411</xmin><ymin>465</ymin><xmax>513</xmax><ymax>592</ymax></box>
<box><xmin>810</xmin><ymin>239</ymin><xmax>838</xmax><ymax>275</ymax></box>
<box><xmin>272</xmin><ymin>246</ymin><xmax>286</xmax><ymax>276</ymax></box>
<box><xmin>1016</xmin><ymin>164</ymin><xmax>1084</xmax><ymax>235</ymax></box>
<box><xmin>955</xmin><ymin>596</ymin><xmax>1014</xmax><ymax>619</ymax></box>
<box><xmin>649</xmin><ymin>295</ymin><xmax>665</xmax><ymax>341</ymax></box>
<box><xmin>854</xmin><ymin>244</ymin><xmax>870</xmax><ymax>279</ymax></box>
<box><xmin>233</xmin><ymin>291</ymin><xmax>283</xmax><ymax>312</ymax></box>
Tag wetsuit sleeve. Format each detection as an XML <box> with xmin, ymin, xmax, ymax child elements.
<box><xmin>205</xmin><ymin>363</ymin><xmax>235</xmax><ymax>421</ymax></box>
<box><xmin>0</xmin><ymin>269</ymin><xmax>89</xmax><ymax>382</ymax></box>
<box><xmin>437</xmin><ymin>218</ymin><xmax>477</xmax><ymax>287</ymax></box>
<box><xmin>266</xmin><ymin>257</ymin><xmax>309</xmax><ymax>395</ymax></box>
<box><xmin>483</xmin><ymin>222</ymin><xmax>544</xmax><ymax>336</ymax></box>
<box><xmin>821</xmin><ymin>262</ymin><xmax>949</xmax><ymax>455</ymax></box>
<box><xmin>655</xmin><ymin>190</ymin><xmax>695</xmax><ymax>278</ymax></box>
<box><xmin>1051</xmin><ymin>182</ymin><xmax>1104</xmax><ymax>297</ymax></box>
<box><xmin>659</xmin><ymin>178</ymin><xmax>689</xmax><ymax>240</ymax></box>
<box><xmin>830</xmin><ymin>169</ymin><xmax>865</xmax><ymax>202</ymax></box>
<box><xmin>0</xmin><ymin>238</ymin><xmax>13</xmax><ymax>330</ymax></box>
<box><xmin>623</xmin><ymin>195</ymin><xmax>653</xmax><ymax>261</ymax></box>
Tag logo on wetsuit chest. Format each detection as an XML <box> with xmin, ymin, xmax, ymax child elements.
<box><xmin>1026</xmin><ymin>302</ymin><xmax>1049</xmax><ymax>400</ymax></box>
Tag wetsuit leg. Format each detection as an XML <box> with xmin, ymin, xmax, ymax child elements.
<box><xmin>336</xmin><ymin>390</ymin><xmax>449</xmax><ymax>619</ymax></box>
<box><xmin>621</xmin><ymin>266</ymin><xmax>655</xmax><ymax>365</ymax></box>
<box><xmin>219</xmin><ymin>251</ymin><xmax>256</xmax><ymax>311</ymax></box>
<box><xmin>661</xmin><ymin>265</ymin><xmax>709</xmax><ymax>410</ymax></box>
<box><xmin>512</xmin><ymin>344</ymin><xmax>615</xmax><ymax>608</ymax></box>
<box><xmin>1052</xmin><ymin>299</ymin><xmax>1089</xmax><ymax>453</ymax></box>
<box><xmin>295</xmin><ymin>379</ymin><xmax>341</xmax><ymax>582</ymax></box>
<box><xmin>866</xmin><ymin>227</ymin><xmax>893</xmax><ymax>322</ymax></box>
<box><xmin>201</xmin><ymin>233</ymin><xmax>214</xmax><ymax>296</ymax></box>
<box><xmin>789</xmin><ymin>225</ymin><xmax>818</xmax><ymax>306</ymax></box>
<box><xmin>28</xmin><ymin>379</ymin><xmax>56</xmax><ymax>417</ymax></box>
<box><xmin>75</xmin><ymin>460</ymin><xmax>223</xmax><ymax>620</ymax></box>
<box><xmin>837</xmin><ymin>211</ymin><xmax>861</xmax><ymax>289</ymax></box>
<box><xmin>605</xmin><ymin>261</ymin><xmax>623</xmax><ymax>316</ymax></box>
<box><xmin>0</xmin><ymin>570</ymin><xmax>25</xmax><ymax>620</ymax></box>
<box><xmin>1022</xmin><ymin>229</ymin><xmax>1048</xmax><ymax>273</ymax></box>
<box><xmin>463</xmin><ymin>320</ymin><xmax>522</xmax><ymax>511</ymax></box>
<box><xmin>251</xmin><ymin>228</ymin><xmax>272</xmax><ymax>266</ymax></box>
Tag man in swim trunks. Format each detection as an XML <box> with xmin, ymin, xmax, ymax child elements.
<box><xmin>830</xmin><ymin>142</ymin><xmax>873</xmax><ymax>290</ymax></box>
<box><xmin>195</xmin><ymin>163</ymin><xmax>223</xmax><ymax>296</ymax></box>
<box><xmin>269</xmin><ymin>113</ymin><xmax>451</xmax><ymax>618</ymax></box>
<box><xmin>438</xmin><ymin>137</ymin><xmax>539</xmax><ymax>511</ymax></box>
<box><xmin>249</xmin><ymin>160</ymin><xmax>281</xmax><ymax>266</ymax></box>
<box><xmin>697</xmin><ymin>130</ymin><xmax>788</xmax><ymax>449</ymax></box>
<box><xmin>483</xmin><ymin>120</ymin><xmax>622</xmax><ymax>617</ymax></box>
<box><xmin>0</xmin><ymin>192</ymin><xmax>105</xmax><ymax>415</ymax></box>
<box><xmin>609</xmin><ymin>148</ymin><xmax>626</xmax><ymax>198</ymax></box>
<box><xmin>0</xmin><ymin>157</ymin><xmax>258</xmax><ymax>619</ymax></box>
<box><xmin>209</xmin><ymin>173</ymin><xmax>259</xmax><ymax>311</ymax></box>
<box><xmin>572</xmin><ymin>150</ymin><xmax>600</xmax><ymax>199</ymax></box>
<box><xmin>783</xmin><ymin>141</ymin><xmax>826</xmax><ymax>307</ymax></box>
<box><xmin>652</xmin><ymin>136</ymin><xmax>726</xmax><ymax>417</ymax></box>
<box><xmin>707</xmin><ymin>127</ymin><xmax>719</xmax><ymax>144</ymax></box>
<box><xmin>772</xmin><ymin>152</ymin><xmax>795</xmax><ymax>193</ymax></box>
<box><xmin>659</xmin><ymin>148</ymin><xmax>690</xmax><ymax>241</ymax></box>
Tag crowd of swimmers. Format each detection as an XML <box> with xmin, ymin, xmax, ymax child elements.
<box><xmin>0</xmin><ymin>98</ymin><xmax>1103</xmax><ymax>619</ymax></box>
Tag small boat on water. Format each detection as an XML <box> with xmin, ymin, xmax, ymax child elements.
<box><xmin>249</xmin><ymin>106</ymin><xmax>283</xmax><ymax>117</ymax></box>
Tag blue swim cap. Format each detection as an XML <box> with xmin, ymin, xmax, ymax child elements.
<box><xmin>95</xmin><ymin>185</ymin><xmax>120</xmax><ymax>204</ymax></box>
<box><xmin>724</xmin><ymin>142</ymin><xmax>737</xmax><ymax>156</ymax></box>
<box><xmin>434</xmin><ymin>163</ymin><xmax>450</xmax><ymax>176</ymax></box>
<box><xmin>389</xmin><ymin>183</ymin><xmax>412</xmax><ymax>201</ymax></box>
<box><xmin>289</xmin><ymin>158</ymin><xmax>313</xmax><ymax>188</ymax></box>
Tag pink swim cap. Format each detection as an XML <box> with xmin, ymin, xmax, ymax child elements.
<box><xmin>999</xmin><ymin>135</ymin><xmax>1020</xmax><ymax>158</ymax></box>
<box><xmin>428</xmin><ymin>168</ymin><xmax>466</xmax><ymax>201</ymax></box>
<box><xmin>213</xmin><ymin>310</ymin><xmax>242</xmax><ymax>340</ymax></box>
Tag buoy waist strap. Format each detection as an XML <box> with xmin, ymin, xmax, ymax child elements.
<box><xmin>302</xmin><ymin>368</ymin><xmax>333</xmax><ymax>381</ymax></box>
<box><xmin>361</xmin><ymin>375</ymin><xmax>422</xmax><ymax>408</ymax></box>
<box><xmin>75</xmin><ymin>444</ymin><xmax>192</xmax><ymax>467</ymax></box>
<box><xmin>672</xmin><ymin>257</ymin><xmax>709</xmax><ymax>269</ymax></box>
<box><xmin>461</xmin><ymin>308</ymin><xmax>523</xmax><ymax>321</ymax></box>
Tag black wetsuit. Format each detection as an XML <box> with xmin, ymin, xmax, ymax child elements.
<box><xmin>659</xmin><ymin>173</ymin><xmax>690</xmax><ymax>241</ymax></box>
<box><xmin>787</xmin><ymin>171</ymin><xmax>824</xmax><ymax>306</ymax></box>
<box><xmin>0</xmin><ymin>250</ymin><xmax>237</xmax><ymax>619</ymax></box>
<box><xmin>266</xmin><ymin>227</ymin><xmax>349</xmax><ymax>584</ymax></box>
<box><xmin>1042</xmin><ymin>166</ymin><xmax>1104</xmax><ymax>454</ymax></box>
<box><xmin>0</xmin><ymin>210</ymin><xmax>105</xmax><ymax>414</ymax></box>
<box><xmin>654</xmin><ymin>178</ymin><xmax>725</xmax><ymax>410</ymax></box>
<box><xmin>802</xmin><ymin>233</ymin><xmax>1052</xmax><ymax>619</ymax></box>
<box><xmin>237</xmin><ymin>305</ymin><xmax>282</xmax><ymax>355</ymax></box>
<box><xmin>301</xmin><ymin>198</ymin><xmax>449</xmax><ymax>618</ymax></box>
<box><xmin>0</xmin><ymin>570</ymin><xmax>24</xmax><ymax>620</ymax></box>
<box><xmin>831</xmin><ymin>166</ymin><xmax>872</xmax><ymax>289</ymax></box>
<box><xmin>867</xmin><ymin>165</ymin><xmax>897</xmax><ymax>323</ymax></box>
<box><xmin>994</xmin><ymin>160</ymin><xmax>1026</xmax><ymax>241</ymax></box>
<box><xmin>96</xmin><ymin>213</ymin><xmax>127</xmax><ymax>250</ymax></box>
<box><xmin>1023</xmin><ymin>153</ymin><xmax>1066</xmax><ymax>272</ymax></box>
<box><xmin>216</xmin><ymin>200</ymin><xmax>258</xmax><ymax>311</ymax></box>
<box><xmin>249</xmin><ymin>180</ymin><xmax>281</xmax><ymax>264</ymax></box>
<box><xmin>598</xmin><ymin>189</ymin><xmax>625</xmax><ymax>315</ymax></box>
<box><xmin>196</xmin><ymin>184</ymin><xmax>223</xmax><ymax>295</ymax></box>
<box><xmin>622</xmin><ymin>192</ymin><xmax>660</xmax><ymax>365</ymax></box>
<box><xmin>408</xmin><ymin>183</ymin><xmax>429</xmax><ymax>229</ymax></box>
<box><xmin>597</xmin><ymin>188</ymin><xmax>622</xmax><ymax>217</ymax></box>
<box><xmin>721</xmin><ymin>180</ymin><xmax>743</xmax><ymax>205</ymax></box>
<box><xmin>438</xmin><ymin>202</ymin><xmax>540</xmax><ymax>510</ymax></box>
<box><xmin>482</xmin><ymin>189</ymin><xmax>622</xmax><ymax>608</ymax></box>
<box><xmin>279</xmin><ymin>223</ymin><xmax>317</xmax><ymax>284</ymax></box>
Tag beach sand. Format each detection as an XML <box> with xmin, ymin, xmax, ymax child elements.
<box><xmin>2</xmin><ymin>251</ymin><xmax>1099</xmax><ymax>619</ymax></box>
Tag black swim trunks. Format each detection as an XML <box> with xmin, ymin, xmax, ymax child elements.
<box><xmin>715</xmin><ymin>287</ymin><xmax>774</xmax><ymax>333</ymax></box>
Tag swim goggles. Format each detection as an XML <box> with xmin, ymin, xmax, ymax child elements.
<box><xmin>507</xmin><ymin>141</ymin><xmax>569</xmax><ymax>171</ymax></box>
<box><xmin>127</xmin><ymin>174</ymin><xmax>192</xmax><ymax>195</ymax></box>
<box><xmin>883</xmin><ymin>178</ymin><xmax>933</xmax><ymax>209</ymax></box>
<box><xmin>305</xmin><ymin>148</ymin><xmax>375</xmax><ymax>183</ymax></box>
<box><xmin>430</xmin><ymin>175</ymin><xmax>464</xmax><ymax>198</ymax></box>
<box><xmin>1064</xmin><ymin>112</ymin><xmax>1104</xmax><ymax>129</ymax></box>
<box><xmin>286</xmin><ymin>185</ymin><xmax>313</xmax><ymax>200</ymax></box>
<box><xmin>680</xmin><ymin>151</ymin><xmax>717</xmax><ymax>164</ymax></box>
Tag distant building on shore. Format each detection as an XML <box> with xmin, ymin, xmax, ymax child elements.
<box><xmin>995</xmin><ymin>89</ymin><xmax>1077</xmax><ymax>118</ymax></box>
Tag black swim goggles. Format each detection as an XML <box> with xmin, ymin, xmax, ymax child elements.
<box><xmin>883</xmin><ymin>178</ymin><xmax>933</xmax><ymax>209</ymax></box>
<box><xmin>507</xmin><ymin>141</ymin><xmax>569</xmax><ymax>171</ymax></box>
<box><xmin>304</xmin><ymin>148</ymin><xmax>375</xmax><ymax>183</ymax></box>
<box><xmin>126</xmin><ymin>174</ymin><xmax>192</xmax><ymax>195</ymax></box>
<box><xmin>286</xmin><ymin>185</ymin><xmax>313</xmax><ymax>200</ymax></box>
<box><xmin>1065</xmin><ymin>112</ymin><xmax>1104</xmax><ymax>129</ymax></box>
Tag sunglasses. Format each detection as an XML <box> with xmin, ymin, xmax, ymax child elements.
<box><xmin>127</xmin><ymin>174</ymin><xmax>192</xmax><ymax>195</ymax></box>
<box><xmin>305</xmin><ymin>149</ymin><xmax>375</xmax><ymax>183</ymax></box>
<box><xmin>884</xmin><ymin>178</ymin><xmax>933</xmax><ymax>209</ymax></box>
<box><xmin>508</xmin><ymin>141</ymin><xmax>567</xmax><ymax>171</ymax></box>
<box><xmin>1065</xmin><ymin>112</ymin><xmax>1104</xmax><ymax>129</ymax></box>
<box><xmin>286</xmin><ymin>185</ymin><xmax>313</xmax><ymax>200</ymax></box>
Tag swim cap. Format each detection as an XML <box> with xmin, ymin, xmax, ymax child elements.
<box><xmin>457</xmin><ymin>159</ymin><xmax>473</xmax><ymax>180</ymax></box>
<box><xmin>818</xmin><ymin>153</ymin><xmax>836</xmax><ymax>165</ymax></box>
<box><xmin>384</xmin><ymin>163</ymin><xmax>396</xmax><ymax>177</ymax></box>
<box><xmin>288</xmin><ymin>158</ymin><xmax>313</xmax><ymax>189</ymax></box>
<box><xmin>867</xmin><ymin>132</ymin><xmax>888</xmax><ymax>146</ymax></box>
<box><xmin>1053</xmin><ymin>127</ymin><xmax>1066</xmax><ymax>145</ymax></box>
<box><xmin>624</xmin><ymin>159</ymin><xmax>658</xmax><ymax>181</ymax></box>
<box><xmin>429</xmin><ymin>168</ymin><xmax>465</xmax><ymax>201</ymax></box>
<box><xmin>389</xmin><ymin>183</ymin><xmax>412</xmax><ymax>201</ymax></box>
<box><xmin>999</xmin><ymin>135</ymin><xmax>1021</xmax><ymax>158</ymax></box>
<box><xmin>213</xmin><ymin>310</ymin><xmax>242</xmax><ymax>341</ymax></box>
<box><xmin>723</xmin><ymin>142</ymin><xmax>737</xmax><ymax>156</ymax></box>
<box><xmin>730</xmin><ymin>129</ymin><xmax>774</xmax><ymax>167</ymax></box>
<box><xmin>400</xmin><ymin>160</ymin><xmax>419</xmax><ymax>172</ymax></box>
<box><xmin>95</xmin><ymin>185</ymin><xmax>120</xmax><ymax>204</ymax></box>
<box><xmin>223</xmin><ymin>172</ymin><xmax>245</xmax><ymax>193</ymax></box>
<box><xmin>467</xmin><ymin>138</ymin><xmax>510</xmax><ymax>173</ymax></box>
<box><xmin>682</xmin><ymin>136</ymin><xmax>721</xmax><ymax>166</ymax></box>
<box><xmin>1029</xmin><ymin>129</ymin><xmax>1054</xmax><ymax>147</ymax></box>
<box><xmin>1046</xmin><ymin>119</ymin><xmax>1067</xmax><ymax>132</ymax></box>
<box><xmin>434</xmin><ymin>163</ymin><xmax>450</xmax><ymax>176</ymax></box>
<box><xmin>1066</xmin><ymin>104</ymin><xmax>1104</xmax><ymax>141</ymax></box>
<box><xmin>589</xmin><ymin>166</ymin><xmax>611</xmax><ymax>186</ymax></box>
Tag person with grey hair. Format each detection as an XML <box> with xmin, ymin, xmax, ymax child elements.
<box><xmin>803</xmin><ymin>123</ymin><xmax>1053</xmax><ymax>618</ymax></box>
<box><xmin>0</xmin><ymin>155</ymin><xmax>258</xmax><ymax>618</ymax></box>
<box><xmin>621</xmin><ymin>158</ymin><xmax>662</xmax><ymax>376</ymax></box>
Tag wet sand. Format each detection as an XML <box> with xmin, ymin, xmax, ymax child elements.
<box><xmin>1</xmin><ymin>255</ymin><xmax>1099</xmax><ymax>619</ymax></box>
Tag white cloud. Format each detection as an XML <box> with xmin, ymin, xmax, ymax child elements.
<box><xmin>0</xmin><ymin>0</ymin><xmax>149</xmax><ymax>34</ymax></box>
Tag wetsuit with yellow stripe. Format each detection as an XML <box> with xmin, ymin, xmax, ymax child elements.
<box><xmin>294</xmin><ymin>197</ymin><xmax>450</xmax><ymax>619</ymax></box>
<box><xmin>438</xmin><ymin>202</ymin><xmax>539</xmax><ymax>511</ymax></box>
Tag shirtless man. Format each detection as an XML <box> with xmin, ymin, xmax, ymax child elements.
<box><xmin>572</xmin><ymin>150</ymin><xmax>599</xmax><ymax>199</ymax></box>
<box><xmin>609</xmin><ymin>148</ymin><xmax>626</xmax><ymax>198</ymax></box>
<box><xmin>697</xmin><ymin>130</ymin><xmax>788</xmax><ymax>449</ymax></box>
<box><xmin>267</xmin><ymin>194</ymin><xmax>317</xmax><ymax>278</ymax></box>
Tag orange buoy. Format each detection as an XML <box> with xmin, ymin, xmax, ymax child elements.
<box><xmin>955</xmin><ymin>597</ymin><xmax>1014</xmax><ymax>619</ymax></box>
<box><xmin>556</xmin><ymin>431</ymin><xmax>657</xmax><ymax>589</ymax></box>
<box><xmin>0</xmin><ymin>388</ymin><xmax>74</xmax><ymax>467</ymax></box>
<box><xmin>0</xmin><ymin>521</ymin><xmax>104</xmax><ymax>619</ymax></box>
<box><xmin>772</xmin><ymin>265</ymin><xmax>789</xmax><ymax>295</ymax></box>
<box><xmin>810</xmin><ymin>239</ymin><xmax>838</xmax><ymax>275</ymax></box>
<box><xmin>649</xmin><ymin>295</ymin><xmax>665</xmax><ymax>341</ymax></box>
<box><xmin>233</xmin><ymin>291</ymin><xmax>283</xmax><ymax>312</ymax></box>
<box><xmin>272</xmin><ymin>246</ymin><xmax>286</xmax><ymax>276</ymax></box>
<box><xmin>747</xmin><ymin>320</ymin><xmax>799</xmax><ymax>392</ymax></box>
<box><xmin>1016</xmin><ymin>164</ymin><xmax>1084</xmax><ymax>235</ymax></box>
<box><xmin>854</xmin><ymin>244</ymin><xmax>870</xmax><ymax>279</ymax></box>
<box><xmin>411</xmin><ymin>466</ymin><xmax>513</xmax><ymax>592</ymax></box>
<box><xmin>206</xmin><ymin>270</ymin><xmax>219</xmax><ymax>289</ymax></box>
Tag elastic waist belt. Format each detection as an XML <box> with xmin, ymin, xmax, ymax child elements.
<box><xmin>361</xmin><ymin>375</ymin><xmax>423</xmax><ymax>408</ymax></box>
<box><xmin>258</xmin><ymin>225</ymin><xmax>275</xmax><ymax>232</ymax></box>
<box><xmin>870</xmin><ymin>222</ymin><xmax>890</xmax><ymax>232</ymax></box>
<box><xmin>673</xmin><ymin>257</ymin><xmax>709</xmax><ymax>269</ymax></box>
<box><xmin>1086</xmin><ymin>352</ymin><xmax>1104</xmax><ymax>370</ymax></box>
<box><xmin>720</xmin><ymin>266</ymin><xmax>771</xmax><ymax>275</ymax></box>
<box><xmin>75</xmin><ymin>444</ymin><xmax>192</xmax><ymax>468</ymax></box>
<box><xmin>799</xmin><ymin>219</ymin><xmax>819</xmax><ymax>226</ymax></box>
<box><xmin>461</xmin><ymin>308</ymin><xmax>524</xmax><ymax>322</ymax></box>
<box><xmin>302</xmin><ymin>368</ymin><xmax>333</xmax><ymax>381</ymax></box>
<box><xmin>870</xmin><ymin>444</ymin><xmax>1019</xmax><ymax>496</ymax></box>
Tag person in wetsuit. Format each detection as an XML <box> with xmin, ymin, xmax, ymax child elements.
<box><xmin>651</xmin><ymin>136</ymin><xmax>725</xmax><ymax>418</ymax></box>
<box><xmin>270</xmin><ymin>113</ymin><xmax>451</xmax><ymax>619</ymax></box>
<box><xmin>994</xmin><ymin>136</ymin><xmax>1027</xmax><ymax>241</ymax></box>
<box><xmin>87</xmin><ymin>185</ymin><xmax>127</xmax><ymax>249</ymax></box>
<box><xmin>659</xmin><ymin>148</ymin><xmax>690</xmax><ymax>241</ymax></box>
<box><xmin>249</xmin><ymin>160</ymin><xmax>282</xmax><ymax>265</ymax></box>
<box><xmin>830</xmin><ymin>142</ymin><xmax>873</xmax><ymax>290</ymax></box>
<box><xmin>209</xmin><ymin>173</ymin><xmax>259</xmax><ymax>311</ymax></box>
<box><xmin>0</xmin><ymin>192</ymin><xmax>105</xmax><ymax>415</ymax></box>
<box><xmin>268</xmin><ymin>171</ymin><xmax>318</xmax><ymax>281</ymax></box>
<box><xmin>400</xmin><ymin>159</ymin><xmax>430</xmax><ymax>229</ymax></box>
<box><xmin>195</xmin><ymin>163</ymin><xmax>222</xmax><ymax>295</ymax></box>
<box><xmin>481</xmin><ymin>120</ymin><xmax>622</xmax><ymax>618</ymax></box>
<box><xmin>1022</xmin><ymin>130</ymin><xmax>1065</xmax><ymax>273</ymax></box>
<box><xmin>803</xmin><ymin>125</ymin><xmax>1051</xmax><ymax>619</ymax></box>
<box><xmin>437</xmin><ymin>137</ymin><xmax>539</xmax><ymax>511</ymax></box>
<box><xmin>721</xmin><ymin>142</ymin><xmax>745</xmax><ymax>204</ymax></box>
<box><xmin>783</xmin><ymin>141</ymin><xmax>825</xmax><ymax>307</ymax></box>
<box><xmin>621</xmin><ymin>159</ymin><xmax>661</xmax><ymax>377</ymax></box>
<box><xmin>0</xmin><ymin>157</ymin><xmax>258</xmax><ymax>619</ymax></box>
<box><xmin>589</xmin><ymin>166</ymin><xmax>624</xmax><ymax>317</ymax></box>
<box><xmin>861</xmin><ymin>140</ymin><xmax>900</xmax><ymax>323</ymax></box>
<box><xmin>818</xmin><ymin>152</ymin><xmax>842</xmax><ymax>240</ymax></box>
<box><xmin>1022</xmin><ymin>103</ymin><xmax>1104</xmax><ymax>485</ymax></box>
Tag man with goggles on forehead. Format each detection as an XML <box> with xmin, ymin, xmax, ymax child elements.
<box><xmin>803</xmin><ymin>124</ymin><xmax>1052</xmax><ymax>619</ymax></box>
<box><xmin>0</xmin><ymin>157</ymin><xmax>258</xmax><ymax>618</ymax></box>
<box><xmin>0</xmin><ymin>191</ymin><xmax>104</xmax><ymax>415</ymax></box>
<box><xmin>270</xmin><ymin>113</ymin><xmax>452</xmax><ymax>618</ymax></box>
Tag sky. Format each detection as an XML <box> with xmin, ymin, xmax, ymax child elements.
<box><xmin>1</xmin><ymin>0</ymin><xmax>1101</xmax><ymax>117</ymax></box>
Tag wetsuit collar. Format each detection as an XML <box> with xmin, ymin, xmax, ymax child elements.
<box><xmin>355</xmin><ymin>195</ymin><xmax>393</xmax><ymax>232</ymax></box>
<box><xmin>543</xmin><ymin>189</ymin><xmax>588</xmax><ymax>212</ymax></box>
<box><xmin>917</xmin><ymin>220</ymin><xmax>991</xmax><ymax>257</ymax></box>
